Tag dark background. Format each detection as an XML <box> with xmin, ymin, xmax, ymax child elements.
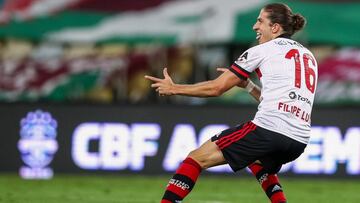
<box><xmin>1</xmin><ymin>103</ymin><xmax>359</xmax><ymax>177</ymax></box>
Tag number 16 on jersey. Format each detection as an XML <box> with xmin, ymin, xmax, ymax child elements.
<box><xmin>285</xmin><ymin>49</ymin><xmax>317</xmax><ymax>94</ymax></box>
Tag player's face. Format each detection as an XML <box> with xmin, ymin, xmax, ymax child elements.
<box><xmin>253</xmin><ymin>9</ymin><xmax>274</xmax><ymax>44</ymax></box>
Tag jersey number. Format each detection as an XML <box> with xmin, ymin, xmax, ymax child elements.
<box><xmin>285</xmin><ymin>49</ymin><xmax>316</xmax><ymax>93</ymax></box>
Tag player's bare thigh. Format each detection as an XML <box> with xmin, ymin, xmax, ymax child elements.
<box><xmin>188</xmin><ymin>139</ymin><xmax>227</xmax><ymax>169</ymax></box>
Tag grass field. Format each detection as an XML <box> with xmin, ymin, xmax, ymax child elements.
<box><xmin>0</xmin><ymin>174</ymin><xmax>359</xmax><ymax>203</ymax></box>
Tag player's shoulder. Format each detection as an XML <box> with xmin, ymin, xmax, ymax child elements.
<box><xmin>271</xmin><ymin>38</ymin><xmax>311</xmax><ymax>52</ymax></box>
<box><xmin>265</xmin><ymin>38</ymin><xmax>313</xmax><ymax>55</ymax></box>
<box><xmin>244</xmin><ymin>41</ymin><xmax>270</xmax><ymax>57</ymax></box>
<box><xmin>244</xmin><ymin>38</ymin><xmax>312</xmax><ymax>58</ymax></box>
<box><xmin>246</xmin><ymin>38</ymin><xmax>291</xmax><ymax>54</ymax></box>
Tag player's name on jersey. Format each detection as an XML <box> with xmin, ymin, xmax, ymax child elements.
<box><xmin>277</xmin><ymin>102</ymin><xmax>310</xmax><ymax>123</ymax></box>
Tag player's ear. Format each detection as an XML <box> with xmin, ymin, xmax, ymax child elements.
<box><xmin>271</xmin><ymin>23</ymin><xmax>281</xmax><ymax>33</ymax></box>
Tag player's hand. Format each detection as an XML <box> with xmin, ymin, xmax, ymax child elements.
<box><xmin>144</xmin><ymin>68</ymin><xmax>175</xmax><ymax>96</ymax></box>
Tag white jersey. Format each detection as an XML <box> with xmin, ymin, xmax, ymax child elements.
<box><xmin>229</xmin><ymin>37</ymin><xmax>318</xmax><ymax>144</ymax></box>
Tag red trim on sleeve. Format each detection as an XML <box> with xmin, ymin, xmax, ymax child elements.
<box><xmin>255</xmin><ymin>68</ymin><xmax>262</xmax><ymax>79</ymax></box>
<box><xmin>231</xmin><ymin>64</ymin><xmax>249</xmax><ymax>78</ymax></box>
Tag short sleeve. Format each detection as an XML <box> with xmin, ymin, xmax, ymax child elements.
<box><xmin>229</xmin><ymin>45</ymin><xmax>263</xmax><ymax>80</ymax></box>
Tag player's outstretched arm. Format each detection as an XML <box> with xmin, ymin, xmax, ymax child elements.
<box><xmin>217</xmin><ymin>68</ymin><xmax>261</xmax><ymax>102</ymax></box>
<box><xmin>145</xmin><ymin>68</ymin><xmax>241</xmax><ymax>97</ymax></box>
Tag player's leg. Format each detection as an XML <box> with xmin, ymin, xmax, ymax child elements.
<box><xmin>248</xmin><ymin>161</ymin><xmax>287</xmax><ymax>203</ymax></box>
<box><xmin>249</xmin><ymin>130</ymin><xmax>307</xmax><ymax>203</ymax></box>
<box><xmin>161</xmin><ymin>139</ymin><xmax>226</xmax><ymax>203</ymax></box>
<box><xmin>161</xmin><ymin>121</ymin><xmax>266</xmax><ymax>202</ymax></box>
<box><xmin>213</xmin><ymin>121</ymin><xmax>287</xmax><ymax>202</ymax></box>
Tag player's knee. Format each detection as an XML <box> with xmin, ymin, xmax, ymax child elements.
<box><xmin>187</xmin><ymin>150</ymin><xmax>219</xmax><ymax>169</ymax></box>
<box><xmin>187</xmin><ymin>151</ymin><xmax>206</xmax><ymax>169</ymax></box>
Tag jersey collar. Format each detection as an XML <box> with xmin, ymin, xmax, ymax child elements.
<box><xmin>276</xmin><ymin>33</ymin><xmax>291</xmax><ymax>39</ymax></box>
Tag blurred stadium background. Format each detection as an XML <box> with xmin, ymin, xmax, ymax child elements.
<box><xmin>0</xmin><ymin>0</ymin><xmax>360</xmax><ymax>202</ymax></box>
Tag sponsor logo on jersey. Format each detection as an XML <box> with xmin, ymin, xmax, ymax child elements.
<box><xmin>289</xmin><ymin>91</ymin><xmax>312</xmax><ymax>106</ymax></box>
<box><xmin>238</xmin><ymin>52</ymin><xmax>248</xmax><ymax>62</ymax></box>
<box><xmin>289</xmin><ymin>91</ymin><xmax>297</xmax><ymax>99</ymax></box>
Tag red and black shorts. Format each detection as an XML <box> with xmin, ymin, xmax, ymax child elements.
<box><xmin>211</xmin><ymin>121</ymin><xmax>306</xmax><ymax>174</ymax></box>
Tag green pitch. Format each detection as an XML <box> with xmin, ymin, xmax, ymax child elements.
<box><xmin>0</xmin><ymin>174</ymin><xmax>359</xmax><ymax>203</ymax></box>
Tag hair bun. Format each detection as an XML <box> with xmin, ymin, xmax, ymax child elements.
<box><xmin>292</xmin><ymin>14</ymin><xmax>306</xmax><ymax>32</ymax></box>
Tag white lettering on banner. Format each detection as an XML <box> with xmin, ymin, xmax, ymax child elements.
<box><xmin>323</xmin><ymin>127</ymin><xmax>360</xmax><ymax>174</ymax></box>
<box><xmin>290</xmin><ymin>126</ymin><xmax>360</xmax><ymax>174</ymax></box>
<box><xmin>72</xmin><ymin>123</ymin><xmax>101</xmax><ymax>169</ymax></box>
<box><xmin>162</xmin><ymin>124</ymin><xmax>232</xmax><ymax>172</ymax></box>
<box><xmin>162</xmin><ymin>124</ymin><xmax>197</xmax><ymax>171</ymax></box>
<box><xmin>344</xmin><ymin>127</ymin><xmax>360</xmax><ymax>174</ymax></box>
<box><xmin>130</xmin><ymin>124</ymin><xmax>161</xmax><ymax>170</ymax></box>
<box><xmin>291</xmin><ymin>126</ymin><xmax>324</xmax><ymax>174</ymax></box>
<box><xmin>72</xmin><ymin>123</ymin><xmax>160</xmax><ymax>170</ymax></box>
<box><xmin>71</xmin><ymin>122</ymin><xmax>360</xmax><ymax>175</ymax></box>
<box><xmin>99</xmin><ymin>123</ymin><xmax>130</xmax><ymax>170</ymax></box>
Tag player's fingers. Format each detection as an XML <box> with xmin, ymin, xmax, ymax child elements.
<box><xmin>144</xmin><ymin>75</ymin><xmax>162</xmax><ymax>82</ymax></box>
<box><xmin>163</xmin><ymin>68</ymin><xmax>170</xmax><ymax>78</ymax></box>
<box><xmin>151</xmin><ymin>83</ymin><xmax>161</xmax><ymax>88</ymax></box>
<box><xmin>156</xmin><ymin>87</ymin><xmax>162</xmax><ymax>94</ymax></box>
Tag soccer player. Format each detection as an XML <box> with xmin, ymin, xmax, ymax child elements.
<box><xmin>145</xmin><ymin>3</ymin><xmax>317</xmax><ymax>203</ymax></box>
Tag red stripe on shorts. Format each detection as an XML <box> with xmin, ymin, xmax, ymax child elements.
<box><xmin>218</xmin><ymin>124</ymin><xmax>256</xmax><ymax>149</ymax></box>
<box><xmin>216</xmin><ymin>122</ymin><xmax>256</xmax><ymax>149</ymax></box>
<box><xmin>216</xmin><ymin>122</ymin><xmax>251</xmax><ymax>146</ymax></box>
